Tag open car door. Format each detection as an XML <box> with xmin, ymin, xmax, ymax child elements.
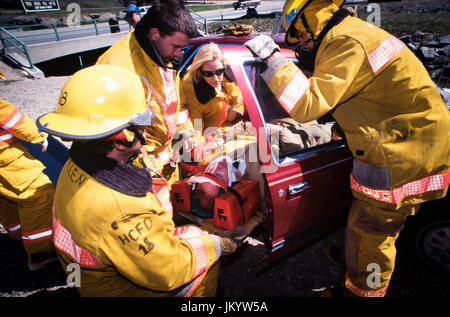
<box><xmin>220</xmin><ymin>45</ymin><xmax>353</xmax><ymax>263</ymax></box>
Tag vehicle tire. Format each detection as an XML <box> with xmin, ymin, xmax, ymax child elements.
<box><xmin>401</xmin><ymin>195</ymin><xmax>450</xmax><ymax>275</ymax></box>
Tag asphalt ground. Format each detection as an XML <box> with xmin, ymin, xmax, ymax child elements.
<box><xmin>1</xmin><ymin>220</ymin><xmax>449</xmax><ymax>301</ymax></box>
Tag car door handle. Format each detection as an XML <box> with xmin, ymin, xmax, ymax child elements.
<box><xmin>288</xmin><ymin>181</ymin><xmax>311</xmax><ymax>196</ymax></box>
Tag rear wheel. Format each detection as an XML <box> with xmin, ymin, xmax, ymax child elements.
<box><xmin>402</xmin><ymin>195</ymin><xmax>450</xmax><ymax>275</ymax></box>
<box><xmin>416</xmin><ymin>219</ymin><xmax>450</xmax><ymax>273</ymax></box>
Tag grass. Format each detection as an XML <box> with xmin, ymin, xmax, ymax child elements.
<box><xmin>187</xmin><ymin>5</ymin><xmax>234</xmax><ymax>12</ymax></box>
<box><xmin>207</xmin><ymin>11</ymin><xmax>450</xmax><ymax>38</ymax></box>
<box><xmin>357</xmin><ymin>11</ymin><xmax>450</xmax><ymax>38</ymax></box>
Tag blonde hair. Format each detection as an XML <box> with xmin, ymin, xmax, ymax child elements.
<box><xmin>188</xmin><ymin>43</ymin><xmax>228</xmax><ymax>83</ymax></box>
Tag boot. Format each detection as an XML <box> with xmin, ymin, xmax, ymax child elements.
<box><xmin>28</xmin><ymin>252</ymin><xmax>59</xmax><ymax>271</ymax></box>
<box><xmin>321</xmin><ymin>286</ymin><xmax>358</xmax><ymax>297</ymax></box>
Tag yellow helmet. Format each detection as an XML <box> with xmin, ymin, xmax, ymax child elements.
<box><xmin>37</xmin><ymin>65</ymin><xmax>153</xmax><ymax>141</ymax></box>
<box><xmin>280</xmin><ymin>0</ymin><xmax>345</xmax><ymax>44</ymax></box>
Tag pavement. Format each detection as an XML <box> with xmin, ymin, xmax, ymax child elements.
<box><xmin>1</xmin><ymin>221</ymin><xmax>450</xmax><ymax>299</ymax></box>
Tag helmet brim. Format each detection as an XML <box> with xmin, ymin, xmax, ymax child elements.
<box><xmin>37</xmin><ymin>112</ymin><xmax>131</xmax><ymax>141</ymax></box>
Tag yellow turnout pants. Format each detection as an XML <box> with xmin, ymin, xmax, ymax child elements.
<box><xmin>344</xmin><ymin>198</ymin><xmax>419</xmax><ymax>297</ymax></box>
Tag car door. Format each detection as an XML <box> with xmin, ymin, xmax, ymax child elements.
<box><xmin>220</xmin><ymin>46</ymin><xmax>353</xmax><ymax>262</ymax></box>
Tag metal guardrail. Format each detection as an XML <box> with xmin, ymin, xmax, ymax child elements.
<box><xmin>1</xmin><ymin>10</ymin><xmax>208</xmax><ymax>44</ymax></box>
<box><xmin>188</xmin><ymin>9</ymin><xmax>209</xmax><ymax>35</ymax></box>
<box><xmin>0</xmin><ymin>10</ymin><xmax>208</xmax><ymax>70</ymax></box>
<box><xmin>1</xmin><ymin>17</ymin><xmax>130</xmax><ymax>43</ymax></box>
<box><xmin>0</xmin><ymin>17</ymin><xmax>129</xmax><ymax>70</ymax></box>
<box><xmin>0</xmin><ymin>26</ymin><xmax>35</xmax><ymax>69</ymax></box>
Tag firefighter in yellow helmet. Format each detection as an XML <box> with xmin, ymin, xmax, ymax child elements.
<box><xmin>245</xmin><ymin>0</ymin><xmax>450</xmax><ymax>297</ymax></box>
<box><xmin>96</xmin><ymin>0</ymin><xmax>198</xmax><ymax>188</ymax></box>
<box><xmin>37</xmin><ymin>64</ymin><xmax>237</xmax><ymax>297</ymax></box>
<box><xmin>0</xmin><ymin>98</ymin><xmax>56</xmax><ymax>271</ymax></box>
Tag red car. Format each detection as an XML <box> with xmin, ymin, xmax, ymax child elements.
<box><xmin>179</xmin><ymin>35</ymin><xmax>353</xmax><ymax>265</ymax></box>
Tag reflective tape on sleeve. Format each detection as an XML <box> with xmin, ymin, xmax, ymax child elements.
<box><xmin>152</xmin><ymin>179</ymin><xmax>173</xmax><ymax>215</ymax></box>
<box><xmin>158</xmin><ymin>148</ymin><xmax>171</xmax><ymax>166</ymax></box>
<box><xmin>277</xmin><ymin>70</ymin><xmax>310</xmax><ymax>113</ymax></box>
<box><xmin>22</xmin><ymin>227</ymin><xmax>52</xmax><ymax>243</ymax></box>
<box><xmin>0</xmin><ymin>108</ymin><xmax>25</xmax><ymax>131</ymax></box>
<box><xmin>368</xmin><ymin>35</ymin><xmax>405</xmax><ymax>74</ymax></box>
<box><xmin>52</xmin><ymin>212</ymin><xmax>100</xmax><ymax>267</ymax></box>
<box><xmin>0</xmin><ymin>131</ymin><xmax>15</xmax><ymax>146</ymax></box>
<box><xmin>173</xmin><ymin>225</ymin><xmax>209</xmax><ymax>239</ymax></box>
<box><xmin>176</xmin><ymin>109</ymin><xmax>190</xmax><ymax>126</ymax></box>
<box><xmin>183</xmin><ymin>236</ymin><xmax>208</xmax><ymax>279</ymax></box>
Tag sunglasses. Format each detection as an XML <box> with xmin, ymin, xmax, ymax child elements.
<box><xmin>200</xmin><ymin>68</ymin><xmax>225</xmax><ymax>77</ymax></box>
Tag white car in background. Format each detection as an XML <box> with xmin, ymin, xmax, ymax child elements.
<box><xmin>139</xmin><ymin>5</ymin><xmax>152</xmax><ymax>16</ymax></box>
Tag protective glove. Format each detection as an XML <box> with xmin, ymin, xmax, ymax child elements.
<box><xmin>219</xmin><ymin>212</ymin><xmax>264</xmax><ymax>244</ymax></box>
<box><xmin>244</xmin><ymin>34</ymin><xmax>280</xmax><ymax>60</ymax></box>
<box><xmin>222</xmin><ymin>23</ymin><xmax>254</xmax><ymax>37</ymax></box>
<box><xmin>219</xmin><ymin>236</ymin><xmax>238</xmax><ymax>256</ymax></box>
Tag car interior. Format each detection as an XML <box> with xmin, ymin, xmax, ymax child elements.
<box><xmin>179</xmin><ymin>45</ymin><xmax>345</xmax><ymax>164</ymax></box>
<box><xmin>242</xmin><ymin>60</ymin><xmax>345</xmax><ymax>161</ymax></box>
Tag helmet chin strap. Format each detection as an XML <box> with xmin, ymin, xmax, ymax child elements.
<box><xmin>300</xmin><ymin>13</ymin><xmax>315</xmax><ymax>42</ymax></box>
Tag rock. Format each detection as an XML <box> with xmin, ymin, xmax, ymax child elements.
<box><xmin>425</xmin><ymin>40</ymin><xmax>441</xmax><ymax>48</ymax></box>
<box><xmin>400</xmin><ymin>35</ymin><xmax>412</xmax><ymax>44</ymax></box>
<box><xmin>13</xmin><ymin>15</ymin><xmax>59</xmax><ymax>27</ymax></box>
<box><xmin>434</xmin><ymin>55</ymin><xmax>448</xmax><ymax>65</ymax></box>
<box><xmin>419</xmin><ymin>46</ymin><xmax>439</xmax><ymax>62</ymax></box>
<box><xmin>415</xmin><ymin>31</ymin><xmax>427</xmax><ymax>38</ymax></box>
<box><xmin>444</xmin><ymin>63</ymin><xmax>450</xmax><ymax>78</ymax></box>
<box><xmin>429</xmin><ymin>69</ymin><xmax>441</xmax><ymax>79</ymax></box>
<box><xmin>407</xmin><ymin>43</ymin><xmax>417</xmax><ymax>54</ymax></box>
<box><xmin>438</xmin><ymin>45</ymin><xmax>450</xmax><ymax>57</ymax></box>
<box><xmin>439</xmin><ymin>34</ymin><xmax>450</xmax><ymax>46</ymax></box>
<box><xmin>98</xmin><ymin>13</ymin><xmax>116</xmax><ymax>20</ymax></box>
<box><xmin>13</xmin><ymin>16</ymin><xmax>39</xmax><ymax>25</ymax></box>
<box><xmin>414</xmin><ymin>31</ymin><xmax>434</xmax><ymax>42</ymax></box>
<box><xmin>436</xmin><ymin>86</ymin><xmax>450</xmax><ymax>110</ymax></box>
<box><xmin>425</xmin><ymin>64</ymin><xmax>440</xmax><ymax>71</ymax></box>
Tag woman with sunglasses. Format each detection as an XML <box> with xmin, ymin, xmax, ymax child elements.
<box><xmin>180</xmin><ymin>43</ymin><xmax>245</xmax><ymax>134</ymax></box>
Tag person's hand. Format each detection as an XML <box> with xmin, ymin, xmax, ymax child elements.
<box><xmin>219</xmin><ymin>236</ymin><xmax>238</xmax><ymax>256</ymax></box>
<box><xmin>36</xmin><ymin>130</ymin><xmax>49</xmax><ymax>152</ymax></box>
<box><xmin>245</xmin><ymin>34</ymin><xmax>280</xmax><ymax>60</ymax></box>
<box><xmin>39</xmin><ymin>137</ymin><xmax>48</xmax><ymax>152</ymax></box>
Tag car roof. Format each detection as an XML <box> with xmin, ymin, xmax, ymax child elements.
<box><xmin>189</xmin><ymin>32</ymin><xmax>292</xmax><ymax>48</ymax></box>
<box><xmin>180</xmin><ymin>33</ymin><xmax>297</xmax><ymax>72</ymax></box>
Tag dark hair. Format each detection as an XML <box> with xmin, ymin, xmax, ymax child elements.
<box><xmin>69</xmin><ymin>140</ymin><xmax>114</xmax><ymax>159</ymax></box>
<box><xmin>141</xmin><ymin>0</ymin><xmax>197</xmax><ymax>38</ymax></box>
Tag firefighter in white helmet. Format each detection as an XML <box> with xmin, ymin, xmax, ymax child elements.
<box><xmin>245</xmin><ymin>0</ymin><xmax>450</xmax><ymax>296</ymax></box>
<box><xmin>0</xmin><ymin>97</ymin><xmax>56</xmax><ymax>271</ymax></box>
<box><xmin>37</xmin><ymin>65</ymin><xmax>237</xmax><ymax>297</ymax></box>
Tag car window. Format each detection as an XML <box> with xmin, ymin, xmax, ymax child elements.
<box><xmin>243</xmin><ymin>60</ymin><xmax>343</xmax><ymax>160</ymax></box>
